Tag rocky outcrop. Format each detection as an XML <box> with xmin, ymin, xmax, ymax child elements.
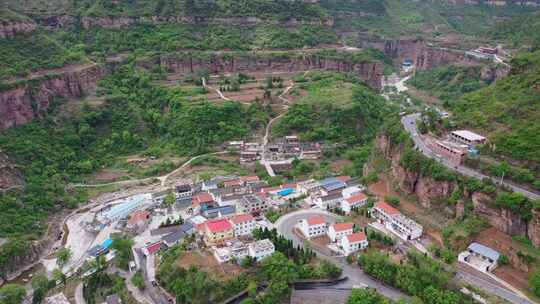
<box><xmin>0</xmin><ymin>152</ymin><xmax>23</xmax><ymax>190</ymax></box>
<box><xmin>434</xmin><ymin>0</ymin><xmax>539</xmax><ymax>6</ymax></box>
<box><xmin>388</xmin><ymin>147</ymin><xmax>456</xmax><ymax>207</ymax></box>
<box><xmin>0</xmin><ymin>64</ymin><xmax>105</xmax><ymax>130</ymax></box>
<box><xmin>160</xmin><ymin>53</ymin><xmax>384</xmax><ymax>90</ymax></box>
<box><xmin>374</xmin><ymin>134</ymin><xmax>539</xmax><ymax>246</ymax></box>
<box><xmin>0</xmin><ymin>21</ymin><xmax>37</xmax><ymax>39</ymax></box>
<box><xmin>528</xmin><ymin>209</ymin><xmax>540</xmax><ymax>247</ymax></box>
<box><xmin>33</xmin><ymin>15</ymin><xmax>333</xmax><ymax>29</ymax></box>
<box><xmin>480</xmin><ymin>64</ymin><xmax>510</xmax><ymax>82</ymax></box>
<box><xmin>471</xmin><ymin>192</ymin><xmax>528</xmax><ymax>236</ymax></box>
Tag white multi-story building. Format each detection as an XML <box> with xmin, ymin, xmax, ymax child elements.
<box><xmin>451</xmin><ymin>130</ymin><xmax>486</xmax><ymax>146</ymax></box>
<box><xmin>313</xmin><ymin>192</ymin><xmax>343</xmax><ymax>209</ymax></box>
<box><xmin>299</xmin><ymin>216</ymin><xmax>327</xmax><ymax>239</ymax></box>
<box><xmin>248</xmin><ymin>239</ymin><xmax>275</xmax><ymax>262</ymax></box>
<box><xmin>230</xmin><ymin>213</ymin><xmax>256</xmax><ymax>237</ymax></box>
<box><xmin>340</xmin><ymin>232</ymin><xmax>368</xmax><ymax>256</ymax></box>
<box><xmin>238</xmin><ymin>194</ymin><xmax>269</xmax><ymax>214</ymax></box>
<box><xmin>327</xmin><ymin>222</ymin><xmax>354</xmax><ymax>242</ymax></box>
<box><xmin>341</xmin><ymin>185</ymin><xmax>365</xmax><ymax>199</ymax></box>
<box><xmin>370</xmin><ymin>202</ymin><xmax>423</xmax><ymax>241</ymax></box>
<box><xmin>341</xmin><ymin>193</ymin><xmax>368</xmax><ymax>214</ymax></box>
<box><xmin>297</xmin><ymin>179</ymin><xmax>321</xmax><ymax>196</ymax></box>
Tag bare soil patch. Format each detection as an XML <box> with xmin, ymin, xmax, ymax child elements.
<box><xmin>92</xmin><ymin>169</ymin><xmax>130</xmax><ymax>183</ymax></box>
<box><xmin>176</xmin><ymin>250</ymin><xmax>246</xmax><ymax>281</ymax></box>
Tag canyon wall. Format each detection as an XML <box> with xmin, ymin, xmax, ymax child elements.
<box><xmin>378</xmin><ymin>39</ymin><xmax>480</xmax><ymax>70</ymax></box>
<box><xmin>160</xmin><ymin>53</ymin><xmax>384</xmax><ymax>90</ymax></box>
<box><xmin>374</xmin><ymin>134</ymin><xmax>540</xmax><ymax>247</ymax></box>
<box><xmin>33</xmin><ymin>15</ymin><xmax>333</xmax><ymax>30</ymax></box>
<box><xmin>0</xmin><ymin>21</ymin><xmax>37</xmax><ymax>38</ymax></box>
<box><xmin>432</xmin><ymin>0</ymin><xmax>539</xmax><ymax>6</ymax></box>
<box><xmin>0</xmin><ymin>64</ymin><xmax>105</xmax><ymax>130</ymax></box>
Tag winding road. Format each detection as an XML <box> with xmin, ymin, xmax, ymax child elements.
<box><xmin>401</xmin><ymin>113</ymin><xmax>539</xmax><ymax>200</ymax></box>
<box><xmin>275</xmin><ymin>210</ymin><xmax>407</xmax><ymax>301</ymax></box>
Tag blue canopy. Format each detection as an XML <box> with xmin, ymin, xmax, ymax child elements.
<box><xmin>102</xmin><ymin>238</ymin><xmax>114</xmax><ymax>249</ymax></box>
<box><xmin>278</xmin><ymin>188</ymin><xmax>294</xmax><ymax>197</ymax></box>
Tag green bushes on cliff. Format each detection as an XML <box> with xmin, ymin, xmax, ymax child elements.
<box><xmin>450</xmin><ymin>50</ymin><xmax>540</xmax><ymax>164</ymax></box>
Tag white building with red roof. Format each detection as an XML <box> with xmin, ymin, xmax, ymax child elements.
<box><xmin>370</xmin><ymin>202</ymin><xmax>423</xmax><ymax>241</ymax></box>
<box><xmin>341</xmin><ymin>193</ymin><xmax>368</xmax><ymax>214</ymax></box>
<box><xmin>230</xmin><ymin>213</ymin><xmax>256</xmax><ymax>237</ymax></box>
<box><xmin>340</xmin><ymin>232</ymin><xmax>368</xmax><ymax>255</ymax></box>
<box><xmin>299</xmin><ymin>216</ymin><xmax>327</xmax><ymax>239</ymax></box>
<box><xmin>240</xmin><ymin>175</ymin><xmax>260</xmax><ymax>185</ymax></box>
<box><xmin>191</xmin><ymin>192</ymin><xmax>215</xmax><ymax>214</ymax></box>
<box><xmin>203</xmin><ymin>218</ymin><xmax>234</xmax><ymax>245</ymax></box>
<box><xmin>327</xmin><ymin>222</ymin><xmax>354</xmax><ymax>242</ymax></box>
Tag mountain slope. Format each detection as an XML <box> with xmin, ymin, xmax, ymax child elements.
<box><xmin>450</xmin><ymin>50</ymin><xmax>540</xmax><ymax>163</ymax></box>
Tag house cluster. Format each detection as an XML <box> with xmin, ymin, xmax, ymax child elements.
<box><xmin>228</xmin><ymin>136</ymin><xmax>323</xmax><ymax>163</ymax></box>
<box><xmin>300</xmin><ymin>176</ymin><xmax>368</xmax><ymax>214</ymax></box>
<box><xmin>369</xmin><ymin>202</ymin><xmax>423</xmax><ymax>241</ymax></box>
<box><xmin>298</xmin><ymin>216</ymin><xmax>368</xmax><ymax>256</ymax></box>
<box><xmin>466</xmin><ymin>46</ymin><xmax>498</xmax><ymax>60</ymax></box>
<box><xmin>431</xmin><ymin>130</ymin><xmax>486</xmax><ymax>164</ymax></box>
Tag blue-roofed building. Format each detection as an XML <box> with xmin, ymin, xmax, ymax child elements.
<box><xmin>320</xmin><ymin>177</ymin><xmax>346</xmax><ymax>194</ymax></box>
<box><xmin>203</xmin><ymin>205</ymin><xmax>236</xmax><ymax>219</ymax></box>
<box><xmin>102</xmin><ymin>195</ymin><xmax>147</xmax><ymax>222</ymax></box>
<box><xmin>102</xmin><ymin>238</ymin><xmax>114</xmax><ymax>249</ymax></box>
<box><xmin>458</xmin><ymin>242</ymin><xmax>501</xmax><ymax>272</ymax></box>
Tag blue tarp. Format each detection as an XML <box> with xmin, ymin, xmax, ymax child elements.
<box><xmin>102</xmin><ymin>238</ymin><xmax>113</xmax><ymax>249</ymax></box>
<box><xmin>278</xmin><ymin>188</ymin><xmax>294</xmax><ymax>197</ymax></box>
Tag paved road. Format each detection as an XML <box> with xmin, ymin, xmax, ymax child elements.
<box><xmin>75</xmin><ymin>283</ymin><xmax>85</xmax><ymax>304</ymax></box>
<box><xmin>457</xmin><ymin>270</ymin><xmax>535</xmax><ymax>304</ymax></box>
<box><xmin>135</xmin><ymin>249</ymin><xmax>170</xmax><ymax>304</ymax></box>
<box><xmin>401</xmin><ymin>113</ymin><xmax>539</xmax><ymax>200</ymax></box>
<box><xmin>275</xmin><ymin>210</ymin><xmax>407</xmax><ymax>301</ymax></box>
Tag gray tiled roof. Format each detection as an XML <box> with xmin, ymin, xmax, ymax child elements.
<box><xmin>468</xmin><ymin>242</ymin><xmax>500</xmax><ymax>261</ymax></box>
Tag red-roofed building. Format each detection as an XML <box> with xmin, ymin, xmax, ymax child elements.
<box><xmin>371</xmin><ymin>202</ymin><xmax>400</xmax><ymax>224</ymax></box>
<box><xmin>327</xmin><ymin>222</ymin><xmax>354</xmax><ymax>242</ymax></box>
<box><xmin>341</xmin><ymin>193</ymin><xmax>368</xmax><ymax>214</ymax></box>
<box><xmin>230</xmin><ymin>214</ymin><xmax>256</xmax><ymax>236</ymax></box>
<box><xmin>224</xmin><ymin>179</ymin><xmax>243</xmax><ymax>187</ymax></box>
<box><xmin>143</xmin><ymin>241</ymin><xmax>162</xmax><ymax>256</ymax></box>
<box><xmin>240</xmin><ymin>176</ymin><xmax>260</xmax><ymax>185</ymax></box>
<box><xmin>126</xmin><ymin>210</ymin><xmax>151</xmax><ymax>232</ymax></box>
<box><xmin>370</xmin><ymin>202</ymin><xmax>423</xmax><ymax>241</ymax></box>
<box><xmin>340</xmin><ymin>232</ymin><xmax>368</xmax><ymax>255</ymax></box>
<box><xmin>192</xmin><ymin>192</ymin><xmax>215</xmax><ymax>213</ymax></box>
<box><xmin>299</xmin><ymin>216</ymin><xmax>327</xmax><ymax>239</ymax></box>
<box><xmin>203</xmin><ymin>218</ymin><xmax>234</xmax><ymax>244</ymax></box>
<box><xmin>260</xmin><ymin>187</ymin><xmax>281</xmax><ymax>194</ymax></box>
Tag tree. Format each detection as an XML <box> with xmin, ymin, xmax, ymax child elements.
<box><xmin>0</xmin><ymin>284</ymin><xmax>27</xmax><ymax>304</ymax></box>
<box><xmin>347</xmin><ymin>288</ymin><xmax>392</xmax><ymax>304</ymax></box>
<box><xmin>530</xmin><ymin>269</ymin><xmax>540</xmax><ymax>297</ymax></box>
<box><xmin>131</xmin><ymin>271</ymin><xmax>145</xmax><ymax>290</ymax></box>
<box><xmin>52</xmin><ymin>268</ymin><xmax>67</xmax><ymax>285</ymax></box>
<box><xmin>163</xmin><ymin>193</ymin><xmax>176</xmax><ymax>208</ymax></box>
<box><xmin>56</xmin><ymin>247</ymin><xmax>72</xmax><ymax>268</ymax></box>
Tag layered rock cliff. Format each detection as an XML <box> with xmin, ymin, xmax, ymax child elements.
<box><xmin>0</xmin><ymin>64</ymin><xmax>105</xmax><ymax>130</ymax></box>
<box><xmin>0</xmin><ymin>21</ymin><xmax>36</xmax><ymax>38</ymax></box>
<box><xmin>373</xmin><ymin>134</ymin><xmax>540</xmax><ymax>246</ymax></box>
<box><xmin>160</xmin><ymin>53</ymin><xmax>384</xmax><ymax>90</ymax></box>
<box><xmin>33</xmin><ymin>15</ymin><xmax>333</xmax><ymax>30</ymax></box>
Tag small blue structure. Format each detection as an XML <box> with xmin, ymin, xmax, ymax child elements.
<box><xmin>102</xmin><ymin>238</ymin><xmax>114</xmax><ymax>249</ymax></box>
<box><xmin>278</xmin><ymin>188</ymin><xmax>294</xmax><ymax>197</ymax></box>
<box><xmin>320</xmin><ymin>177</ymin><xmax>346</xmax><ymax>192</ymax></box>
<box><xmin>403</xmin><ymin>59</ymin><xmax>413</xmax><ymax>67</ymax></box>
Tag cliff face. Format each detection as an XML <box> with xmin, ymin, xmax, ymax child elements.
<box><xmin>389</xmin><ymin>149</ymin><xmax>457</xmax><ymax>208</ymax></box>
<box><xmin>33</xmin><ymin>15</ymin><xmax>333</xmax><ymax>29</ymax></box>
<box><xmin>0</xmin><ymin>21</ymin><xmax>37</xmax><ymax>38</ymax></box>
<box><xmin>471</xmin><ymin>192</ymin><xmax>528</xmax><ymax>236</ymax></box>
<box><xmin>0</xmin><ymin>64</ymin><xmax>105</xmax><ymax>130</ymax></box>
<box><xmin>379</xmin><ymin>40</ymin><xmax>480</xmax><ymax>70</ymax></box>
<box><xmin>0</xmin><ymin>152</ymin><xmax>23</xmax><ymax>190</ymax></box>
<box><xmin>529</xmin><ymin>209</ymin><xmax>540</xmax><ymax>247</ymax></box>
<box><xmin>375</xmin><ymin>134</ymin><xmax>540</xmax><ymax>246</ymax></box>
<box><xmin>160</xmin><ymin>54</ymin><xmax>384</xmax><ymax>90</ymax></box>
<box><xmin>433</xmin><ymin>0</ymin><xmax>539</xmax><ymax>5</ymax></box>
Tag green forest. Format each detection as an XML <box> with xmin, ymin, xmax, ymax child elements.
<box><xmin>450</xmin><ymin>50</ymin><xmax>540</xmax><ymax>163</ymax></box>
